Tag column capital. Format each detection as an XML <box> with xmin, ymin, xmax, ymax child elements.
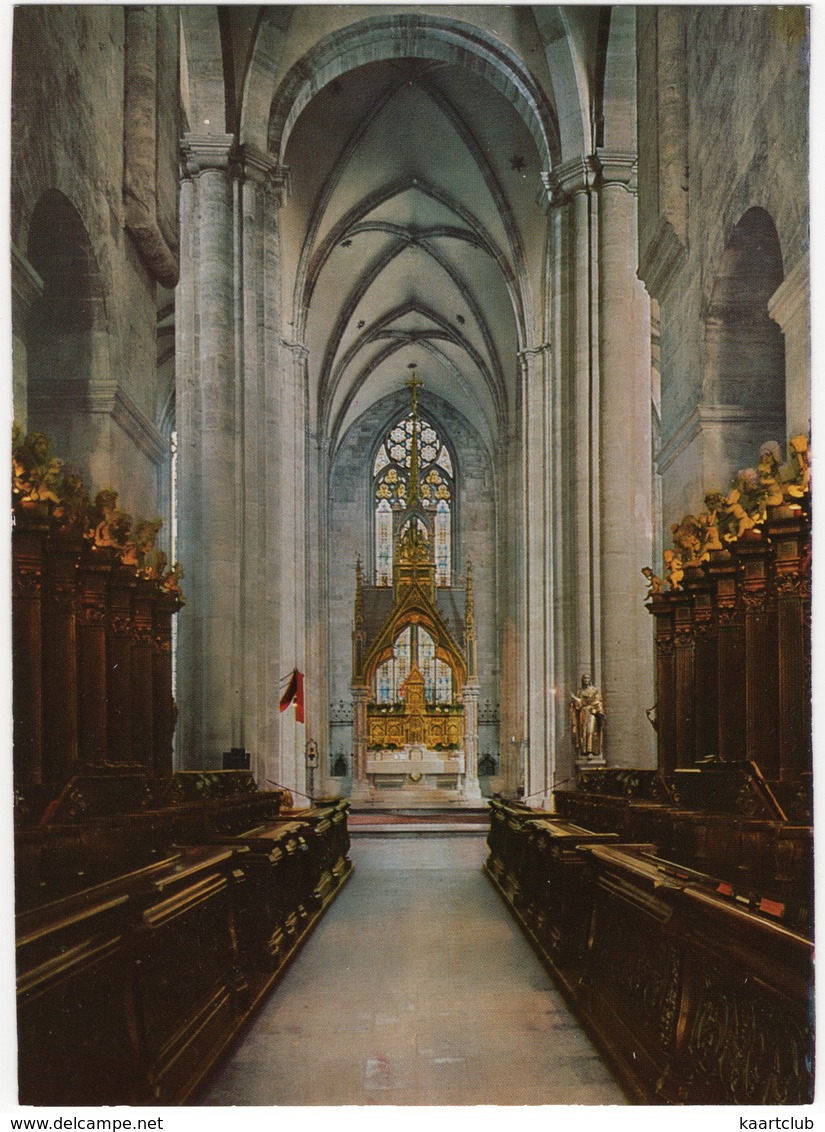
<box><xmin>539</xmin><ymin>156</ymin><xmax>597</xmax><ymax>208</ymax></box>
<box><xmin>232</xmin><ymin>145</ymin><xmax>292</xmax><ymax>205</ymax></box>
<box><xmin>181</xmin><ymin>133</ymin><xmax>235</xmax><ymax>176</ymax></box>
<box><xmin>595</xmin><ymin>149</ymin><xmax>638</xmax><ymax>193</ymax></box>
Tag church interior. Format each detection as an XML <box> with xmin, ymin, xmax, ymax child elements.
<box><xmin>9</xmin><ymin>4</ymin><xmax>812</xmax><ymax>1109</ymax></box>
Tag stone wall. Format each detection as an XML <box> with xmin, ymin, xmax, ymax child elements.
<box><xmin>637</xmin><ymin>7</ymin><xmax>809</xmax><ymax>529</ymax></box>
<box><xmin>11</xmin><ymin>7</ymin><xmax>179</xmax><ymax>520</ymax></box>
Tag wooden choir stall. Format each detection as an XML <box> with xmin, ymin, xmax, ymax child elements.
<box><xmin>11</xmin><ymin>431</ymin><xmax>353</xmax><ymax>1106</ymax></box>
<box><xmin>486</xmin><ymin>435</ymin><xmax>814</xmax><ymax>1105</ymax></box>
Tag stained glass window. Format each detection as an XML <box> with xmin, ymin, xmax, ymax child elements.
<box><xmin>435</xmin><ymin>500</ymin><xmax>450</xmax><ymax>586</ymax></box>
<box><xmin>373</xmin><ymin>625</ymin><xmax>453</xmax><ymax>704</ymax></box>
<box><xmin>373</xmin><ymin>445</ymin><xmax>390</xmax><ymax>476</ymax></box>
<box><xmin>419</xmin><ymin>627</ymin><xmax>436</xmax><ymax>699</ymax></box>
<box><xmin>376</xmin><ymin>500</ymin><xmax>393</xmax><ymax>585</ymax></box>
<box><xmin>373</xmin><ymin>413</ymin><xmax>454</xmax><ymax>584</ymax></box>
<box><xmin>434</xmin><ymin>659</ymin><xmax>452</xmax><ymax>703</ymax></box>
<box><xmin>395</xmin><ymin>626</ymin><xmax>411</xmax><ymax>693</ymax></box>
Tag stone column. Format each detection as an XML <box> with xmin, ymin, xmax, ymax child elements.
<box><xmin>177</xmin><ymin>134</ymin><xmax>237</xmax><ymax>767</ymax></box>
<box><xmin>277</xmin><ymin>340</ymin><xmax>309</xmax><ymax>801</ymax></box>
<box><xmin>350</xmin><ymin>685</ymin><xmax>370</xmax><ymax>801</ymax></box>
<box><xmin>174</xmin><ymin>164</ymin><xmax>198</xmax><ymax>769</ymax></box>
<box><xmin>307</xmin><ymin>432</ymin><xmax>332</xmax><ymax>795</ymax></box>
<box><xmin>496</xmin><ymin>426</ymin><xmax>525</xmax><ymax>798</ymax></box>
<box><xmin>596</xmin><ymin>150</ymin><xmax>656</xmax><ymax>768</ymax></box>
<box><xmin>461</xmin><ymin>681</ymin><xmax>482</xmax><ymax>799</ymax></box>
<box><xmin>518</xmin><ymin>343</ymin><xmax>555</xmax><ymax>804</ymax></box>
<box><xmin>232</xmin><ymin>146</ymin><xmax>291</xmax><ymax>784</ymax></box>
<box><xmin>768</xmin><ymin>255</ymin><xmax>810</xmax><ymax>440</ymax></box>
<box><xmin>543</xmin><ymin>161</ymin><xmax>600</xmax><ymax>688</ymax></box>
<box><xmin>259</xmin><ymin>166</ymin><xmax>291</xmax><ymax>790</ymax></box>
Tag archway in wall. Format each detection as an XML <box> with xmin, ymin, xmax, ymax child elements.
<box><xmin>704</xmin><ymin>207</ymin><xmax>785</xmax><ymax>481</ymax></box>
<box><xmin>26</xmin><ymin>190</ymin><xmax>108</xmax><ymax>467</ymax></box>
<box><xmin>275</xmin><ymin>34</ymin><xmax>549</xmax><ymax>798</ymax></box>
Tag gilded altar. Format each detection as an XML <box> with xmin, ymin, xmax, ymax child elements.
<box><xmin>367</xmin><ymin>666</ymin><xmax>463</xmax><ymax>751</ymax></box>
<box><xmin>350</xmin><ymin>373</ymin><xmax>482</xmax><ymax>803</ymax></box>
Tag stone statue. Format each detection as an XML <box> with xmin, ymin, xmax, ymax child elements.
<box><xmin>570</xmin><ymin>673</ymin><xmax>605</xmax><ymax>758</ymax></box>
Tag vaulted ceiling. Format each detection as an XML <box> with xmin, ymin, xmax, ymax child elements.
<box><xmin>181</xmin><ymin>5</ymin><xmax>610</xmax><ymax>456</ymax></box>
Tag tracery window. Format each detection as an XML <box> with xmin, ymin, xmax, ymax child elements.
<box><xmin>373</xmin><ymin>415</ymin><xmax>453</xmax><ymax>585</ymax></box>
<box><xmin>373</xmin><ymin>625</ymin><xmax>454</xmax><ymax>704</ymax></box>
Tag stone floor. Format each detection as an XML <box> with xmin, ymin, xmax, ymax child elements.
<box><xmin>197</xmin><ymin>835</ymin><xmax>627</xmax><ymax>1106</ymax></box>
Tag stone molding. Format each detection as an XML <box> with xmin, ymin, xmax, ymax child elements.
<box><xmin>656</xmin><ymin>404</ymin><xmax>786</xmax><ymax>475</ymax></box>
<box><xmin>517</xmin><ymin>343</ymin><xmax>552</xmax><ymax>359</ymax></box>
<box><xmin>540</xmin><ymin>156</ymin><xmax>597</xmax><ymax>208</ymax></box>
<box><xmin>123</xmin><ymin>7</ymin><xmax>180</xmax><ymax>289</ymax></box>
<box><xmin>181</xmin><ymin>133</ymin><xmax>235</xmax><ymax>175</ymax></box>
<box><xmin>638</xmin><ymin>213</ymin><xmax>688</xmax><ymax>300</ymax></box>
<box><xmin>29</xmin><ymin>380</ymin><xmax>167</xmax><ymax>466</ymax></box>
<box><xmin>517</xmin><ymin>343</ymin><xmax>551</xmax><ymax>378</ymax></box>
<box><xmin>11</xmin><ymin>243</ymin><xmax>43</xmax><ymax>320</ymax></box>
<box><xmin>232</xmin><ymin>144</ymin><xmax>292</xmax><ymax>206</ymax></box>
<box><xmin>595</xmin><ymin>149</ymin><xmax>638</xmax><ymax>193</ymax></box>
<box><xmin>281</xmin><ymin>339</ymin><xmax>309</xmax><ymax>361</ymax></box>
<box><xmin>768</xmin><ymin>255</ymin><xmax>810</xmax><ymax>333</ymax></box>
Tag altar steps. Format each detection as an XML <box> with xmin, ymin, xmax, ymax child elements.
<box><xmin>348</xmin><ymin>805</ymin><xmax>490</xmax><ymax>836</ymax></box>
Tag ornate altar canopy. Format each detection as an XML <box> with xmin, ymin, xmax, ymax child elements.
<box><xmin>350</xmin><ymin>374</ymin><xmax>481</xmax><ymax>803</ymax></box>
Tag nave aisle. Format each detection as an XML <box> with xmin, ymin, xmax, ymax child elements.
<box><xmin>199</xmin><ymin>836</ymin><xmax>626</xmax><ymax>1106</ymax></box>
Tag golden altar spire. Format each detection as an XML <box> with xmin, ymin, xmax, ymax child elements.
<box><xmin>406</xmin><ymin>367</ymin><xmax>421</xmax><ymax>506</ymax></box>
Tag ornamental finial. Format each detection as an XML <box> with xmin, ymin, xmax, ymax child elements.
<box><xmin>406</xmin><ymin>366</ymin><xmax>421</xmax><ymax>506</ymax></box>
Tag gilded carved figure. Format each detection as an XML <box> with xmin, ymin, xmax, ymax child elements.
<box><xmin>570</xmin><ymin>673</ymin><xmax>605</xmax><ymax>758</ymax></box>
<box><xmin>663</xmin><ymin>549</ymin><xmax>684</xmax><ymax>590</ymax></box>
<box><xmin>641</xmin><ymin>566</ymin><xmax>663</xmax><ymax>596</ymax></box>
<box><xmin>757</xmin><ymin>440</ymin><xmax>784</xmax><ymax>515</ymax></box>
<box><xmin>12</xmin><ymin>429</ymin><xmax>63</xmax><ymax>505</ymax></box>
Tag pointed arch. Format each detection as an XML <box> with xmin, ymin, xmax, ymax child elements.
<box><xmin>267</xmin><ymin>14</ymin><xmax>560</xmax><ymax>171</ymax></box>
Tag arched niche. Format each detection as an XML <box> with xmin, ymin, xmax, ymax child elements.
<box><xmin>26</xmin><ymin>190</ymin><xmax>109</xmax><ymax>446</ymax></box>
<box><xmin>704</xmin><ymin>207</ymin><xmax>786</xmax><ymax>476</ymax></box>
